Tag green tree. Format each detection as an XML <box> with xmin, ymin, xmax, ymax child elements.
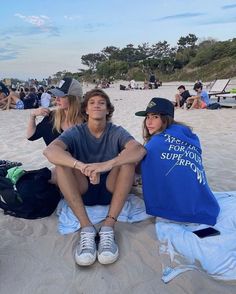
<box><xmin>177</xmin><ymin>33</ymin><xmax>198</xmax><ymax>51</ymax></box>
<box><xmin>53</xmin><ymin>70</ymin><xmax>68</xmax><ymax>81</ymax></box>
<box><xmin>101</xmin><ymin>46</ymin><xmax>120</xmax><ymax>60</ymax></box>
<box><xmin>97</xmin><ymin>60</ymin><xmax>128</xmax><ymax>79</ymax></box>
<box><xmin>151</xmin><ymin>41</ymin><xmax>174</xmax><ymax>59</ymax></box>
<box><xmin>118</xmin><ymin>44</ymin><xmax>140</xmax><ymax>65</ymax></box>
<box><xmin>174</xmin><ymin>34</ymin><xmax>198</xmax><ymax>68</ymax></box>
<box><xmin>137</xmin><ymin>43</ymin><xmax>152</xmax><ymax>60</ymax></box>
<box><xmin>81</xmin><ymin>53</ymin><xmax>106</xmax><ymax>71</ymax></box>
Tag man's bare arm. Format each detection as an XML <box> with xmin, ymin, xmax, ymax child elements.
<box><xmin>43</xmin><ymin>139</ymin><xmax>85</xmax><ymax>170</ymax></box>
<box><xmin>82</xmin><ymin>140</ymin><xmax>146</xmax><ymax>176</ymax></box>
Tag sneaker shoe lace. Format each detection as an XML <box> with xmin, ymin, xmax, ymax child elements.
<box><xmin>98</xmin><ymin>228</ymin><xmax>119</xmax><ymax>264</ymax></box>
<box><xmin>79</xmin><ymin>231</ymin><xmax>96</xmax><ymax>253</ymax></box>
<box><xmin>75</xmin><ymin>228</ymin><xmax>97</xmax><ymax>266</ymax></box>
<box><xmin>99</xmin><ymin>230</ymin><xmax>114</xmax><ymax>251</ymax></box>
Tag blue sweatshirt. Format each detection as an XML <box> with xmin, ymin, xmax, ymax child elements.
<box><xmin>141</xmin><ymin>124</ymin><xmax>220</xmax><ymax>225</ymax></box>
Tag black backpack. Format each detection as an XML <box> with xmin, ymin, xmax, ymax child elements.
<box><xmin>0</xmin><ymin>167</ymin><xmax>61</xmax><ymax>219</ymax></box>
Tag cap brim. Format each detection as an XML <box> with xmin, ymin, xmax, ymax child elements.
<box><xmin>135</xmin><ymin>111</ymin><xmax>147</xmax><ymax>116</ymax></box>
<box><xmin>49</xmin><ymin>88</ymin><xmax>66</xmax><ymax>97</ymax></box>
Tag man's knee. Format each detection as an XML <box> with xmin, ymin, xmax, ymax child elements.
<box><xmin>109</xmin><ymin>163</ymin><xmax>135</xmax><ymax>175</ymax></box>
<box><xmin>175</xmin><ymin>94</ymin><xmax>180</xmax><ymax>100</ymax></box>
<box><xmin>56</xmin><ymin>165</ymin><xmax>72</xmax><ymax>175</ymax></box>
<box><xmin>121</xmin><ymin>162</ymin><xmax>135</xmax><ymax>171</ymax></box>
<box><xmin>119</xmin><ymin>163</ymin><xmax>136</xmax><ymax>181</ymax></box>
<box><xmin>106</xmin><ymin>163</ymin><xmax>135</xmax><ymax>191</ymax></box>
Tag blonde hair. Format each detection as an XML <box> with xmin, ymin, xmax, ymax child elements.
<box><xmin>52</xmin><ymin>95</ymin><xmax>83</xmax><ymax>133</ymax></box>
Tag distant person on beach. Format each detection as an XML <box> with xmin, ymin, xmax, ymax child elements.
<box><xmin>0</xmin><ymin>82</ymin><xmax>10</xmax><ymax>109</ymax></box>
<box><xmin>0</xmin><ymin>85</ymin><xmax>21</xmax><ymax>110</ymax></box>
<box><xmin>174</xmin><ymin>85</ymin><xmax>191</xmax><ymax>108</ymax></box>
<box><xmin>27</xmin><ymin>78</ymin><xmax>83</xmax><ymax>146</ymax></box>
<box><xmin>19</xmin><ymin>87</ymin><xmax>26</xmax><ymax>100</ymax></box>
<box><xmin>25</xmin><ymin>87</ymin><xmax>40</xmax><ymax>108</ymax></box>
<box><xmin>40</xmin><ymin>88</ymin><xmax>53</xmax><ymax>108</ymax></box>
<box><xmin>128</xmin><ymin>79</ymin><xmax>137</xmax><ymax>89</ymax></box>
<box><xmin>37</xmin><ymin>86</ymin><xmax>44</xmax><ymax>103</ymax></box>
<box><xmin>43</xmin><ymin>88</ymin><xmax>146</xmax><ymax>266</ymax></box>
<box><xmin>186</xmin><ymin>82</ymin><xmax>210</xmax><ymax>110</ymax></box>
<box><xmin>1</xmin><ymin>87</ymin><xmax>38</xmax><ymax>110</ymax></box>
<box><xmin>149</xmin><ymin>73</ymin><xmax>159</xmax><ymax>89</ymax></box>
<box><xmin>143</xmin><ymin>79</ymin><xmax>149</xmax><ymax>90</ymax></box>
<box><xmin>47</xmin><ymin>76</ymin><xmax>52</xmax><ymax>86</ymax></box>
<box><xmin>24</xmin><ymin>87</ymin><xmax>29</xmax><ymax>97</ymax></box>
<box><xmin>135</xmin><ymin>97</ymin><xmax>220</xmax><ymax>225</ymax></box>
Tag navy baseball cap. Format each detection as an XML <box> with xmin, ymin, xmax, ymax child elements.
<box><xmin>135</xmin><ymin>97</ymin><xmax>174</xmax><ymax>118</ymax></box>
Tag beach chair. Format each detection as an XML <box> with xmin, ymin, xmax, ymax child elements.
<box><xmin>215</xmin><ymin>93</ymin><xmax>236</xmax><ymax>103</ymax></box>
<box><xmin>208</xmin><ymin>79</ymin><xmax>230</xmax><ymax>97</ymax></box>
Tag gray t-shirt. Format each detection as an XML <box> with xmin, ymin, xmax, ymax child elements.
<box><xmin>58</xmin><ymin>122</ymin><xmax>134</xmax><ymax>163</ymax></box>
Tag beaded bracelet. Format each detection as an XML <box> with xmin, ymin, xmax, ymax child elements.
<box><xmin>30</xmin><ymin>113</ymin><xmax>36</xmax><ymax>119</ymax></box>
<box><xmin>106</xmin><ymin>215</ymin><xmax>117</xmax><ymax>222</ymax></box>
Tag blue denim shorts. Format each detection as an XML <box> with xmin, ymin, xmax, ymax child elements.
<box><xmin>82</xmin><ymin>172</ymin><xmax>112</xmax><ymax>206</ymax></box>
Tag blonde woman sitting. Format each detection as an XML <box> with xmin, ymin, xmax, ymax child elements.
<box><xmin>27</xmin><ymin>78</ymin><xmax>84</xmax><ymax>184</ymax></box>
<box><xmin>27</xmin><ymin>78</ymin><xmax>84</xmax><ymax>146</ymax></box>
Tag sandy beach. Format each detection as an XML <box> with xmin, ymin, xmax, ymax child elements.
<box><xmin>0</xmin><ymin>81</ymin><xmax>236</xmax><ymax>294</ymax></box>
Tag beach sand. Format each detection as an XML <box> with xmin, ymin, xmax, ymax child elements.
<box><xmin>0</xmin><ymin>82</ymin><xmax>236</xmax><ymax>293</ymax></box>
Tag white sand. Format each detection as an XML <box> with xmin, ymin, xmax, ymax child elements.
<box><xmin>0</xmin><ymin>82</ymin><xmax>236</xmax><ymax>293</ymax></box>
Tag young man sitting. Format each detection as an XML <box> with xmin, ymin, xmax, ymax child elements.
<box><xmin>174</xmin><ymin>85</ymin><xmax>191</xmax><ymax>108</ymax></box>
<box><xmin>186</xmin><ymin>82</ymin><xmax>210</xmax><ymax>110</ymax></box>
<box><xmin>43</xmin><ymin>88</ymin><xmax>146</xmax><ymax>266</ymax></box>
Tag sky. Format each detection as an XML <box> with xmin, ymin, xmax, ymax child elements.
<box><xmin>1</xmin><ymin>0</ymin><xmax>236</xmax><ymax>80</ymax></box>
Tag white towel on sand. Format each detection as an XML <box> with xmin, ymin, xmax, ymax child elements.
<box><xmin>155</xmin><ymin>191</ymin><xmax>236</xmax><ymax>282</ymax></box>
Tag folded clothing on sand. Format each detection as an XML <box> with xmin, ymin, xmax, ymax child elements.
<box><xmin>0</xmin><ymin>160</ymin><xmax>23</xmax><ymax>177</ymax></box>
<box><xmin>156</xmin><ymin>191</ymin><xmax>236</xmax><ymax>282</ymax></box>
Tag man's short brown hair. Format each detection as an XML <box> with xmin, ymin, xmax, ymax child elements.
<box><xmin>81</xmin><ymin>89</ymin><xmax>114</xmax><ymax>121</ymax></box>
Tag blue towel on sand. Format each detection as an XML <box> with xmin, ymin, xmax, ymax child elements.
<box><xmin>57</xmin><ymin>194</ymin><xmax>151</xmax><ymax>234</ymax></box>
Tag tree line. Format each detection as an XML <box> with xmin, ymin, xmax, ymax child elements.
<box><xmin>53</xmin><ymin>34</ymin><xmax>236</xmax><ymax>82</ymax></box>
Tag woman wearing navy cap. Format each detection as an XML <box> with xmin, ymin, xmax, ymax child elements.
<box><xmin>135</xmin><ymin>97</ymin><xmax>220</xmax><ymax>225</ymax></box>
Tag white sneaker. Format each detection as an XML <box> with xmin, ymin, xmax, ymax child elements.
<box><xmin>75</xmin><ymin>226</ymin><xmax>97</xmax><ymax>266</ymax></box>
<box><xmin>98</xmin><ymin>226</ymin><xmax>119</xmax><ymax>264</ymax></box>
